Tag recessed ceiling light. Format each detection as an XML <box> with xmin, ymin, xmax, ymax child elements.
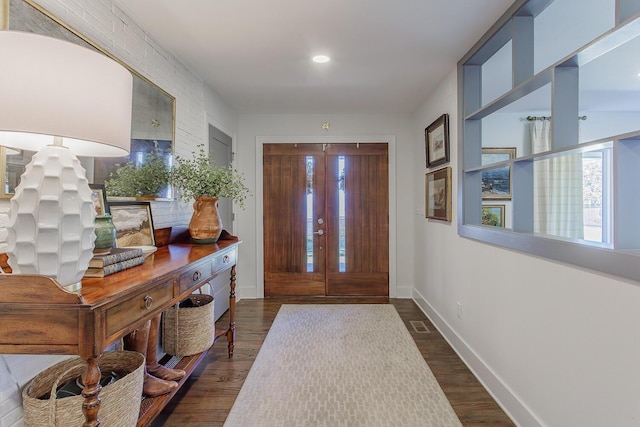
<box><xmin>312</xmin><ymin>55</ymin><xmax>330</xmax><ymax>64</ymax></box>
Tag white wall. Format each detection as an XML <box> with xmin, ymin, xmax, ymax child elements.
<box><xmin>413</xmin><ymin>69</ymin><xmax>640</xmax><ymax>427</ymax></box>
<box><xmin>233</xmin><ymin>113</ymin><xmax>414</xmax><ymax>299</ymax></box>
<box><xmin>0</xmin><ymin>1</ymin><xmax>238</xmax><ymax>425</ymax></box>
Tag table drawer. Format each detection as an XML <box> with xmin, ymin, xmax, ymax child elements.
<box><xmin>179</xmin><ymin>260</ymin><xmax>213</xmax><ymax>293</ymax></box>
<box><xmin>106</xmin><ymin>278</ymin><xmax>174</xmax><ymax>337</ymax></box>
<box><xmin>213</xmin><ymin>248</ymin><xmax>236</xmax><ymax>274</ymax></box>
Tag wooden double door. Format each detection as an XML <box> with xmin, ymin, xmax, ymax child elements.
<box><xmin>263</xmin><ymin>143</ymin><xmax>389</xmax><ymax>296</ymax></box>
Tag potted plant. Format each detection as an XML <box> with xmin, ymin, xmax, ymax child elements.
<box><xmin>105</xmin><ymin>152</ymin><xmax>171</xmax><ymax>200</ymax></box>
<box><xmin>172</xmin><ymin>144</ymin><xmax>250</xmax><ymax>242</ymax></box>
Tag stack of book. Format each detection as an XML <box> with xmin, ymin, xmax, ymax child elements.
<box><xmin>84</xmin><ymin>247</ymin><xmax>146</xmax><ymax>278</ymax></box>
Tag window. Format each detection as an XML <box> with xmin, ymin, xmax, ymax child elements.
<box><xmin>459</xmin><ymin>0</ymin><xmax>640</xmax><ymax>282</ymax></box>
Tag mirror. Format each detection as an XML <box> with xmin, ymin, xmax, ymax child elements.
<box><xmin>2</xmin><ymin>0</ymin><xmax>175</xmax><ymax>198</ymax></box>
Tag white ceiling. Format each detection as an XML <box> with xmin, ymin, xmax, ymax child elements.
<box><xmin>112</xmin><ymin>0</ymin><xmax>514</xmax><ymax>114</ymax></box>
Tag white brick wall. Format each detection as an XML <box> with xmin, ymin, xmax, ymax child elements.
<box><xmin>0</xmin><ymin>0</ymin><xmax>225</xmax><ymax>424</ymax></box>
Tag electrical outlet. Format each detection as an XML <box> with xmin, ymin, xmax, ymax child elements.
<box><xmin>457</xmin><ymin>302</ymin><xmax>463</xmax><ymax>319</ymax></box>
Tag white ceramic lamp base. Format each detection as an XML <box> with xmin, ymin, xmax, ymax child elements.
<box><xmin>6</xmin><ymin>145</ymin><xmax>96</xmax><ymax>292</ymax></box>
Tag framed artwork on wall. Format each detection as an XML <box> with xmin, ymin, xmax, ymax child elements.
<box><xmin>108</xmin><ymin>201</ymin><xmax>156</xmax><ymax>247</ymax></box>
<box><xmin>425</xmin><ymin>113</ymin><xmax>450</xmax><ymax>168</ymax></box>
<box><xmin>481</xmin><ymin>147</ymin><xmax>516</xmax><ymax>200</ymax></box>
<box><xmin>425</xmin><ymin>166</ymin><xmax>452</xmax><ymax>222</ymax></box>
<box><xmin>482</xmin><ymin>204</ymin><xmax>505</xmax><ymax>227</ymax></box>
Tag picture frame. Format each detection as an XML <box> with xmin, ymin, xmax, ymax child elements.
<box><xmin>425</xmin><ymin>113</ymin><xmax>450</xmax><ymax>168</ymax></box>
<box><xmin>108</xmin><ymin>202</ymin><xmax>156</xmax><ymax>247</ymax></box>
<box><xmin>425</xmin><ymin>166</ymin><xmax>452</xmax><ymax>222</ymax></box>
<box><xmin>89</xmin><ymin>184</ymin><xmax>108</xmax><ymax>216</ymax></box>
<box><xmin>481</xmin><ymin>147</ymin><xmax>516</xmax><ymax>200</ymax></box>
<box><xmin>482</xmin><ymin>204</ymin><xmax>505</xmax><ymax>227</ymax></box>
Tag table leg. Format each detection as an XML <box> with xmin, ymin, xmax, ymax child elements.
<box><xmin>81</xmin><ymin>355</ymin><xmax>102</xmax><ymax>427</ymax></box>
<box><xmin>227</xmin><ymin>264</ymin><xmax>236</xmax><ymax>358</ymax></box>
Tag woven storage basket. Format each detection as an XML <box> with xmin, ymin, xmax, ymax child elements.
<box><xmin>22</xmin><ymin>350</ymin><xmax>144</xmax><ymax>427</ymax></box>
<box><xmin>162</xmin><ymin>292</ymin><xmax>215</xmax><ymax>357</ymax></box>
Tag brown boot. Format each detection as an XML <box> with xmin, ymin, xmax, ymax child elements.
<box><xmin>123</xmin><ymin>320</ymin><xmax>178</xmax><ymax>397</ymax></box>
<box><xmin>147</xmin><ymin>314</ymin><xmax>186</xmax><ymax>381</ymax></box>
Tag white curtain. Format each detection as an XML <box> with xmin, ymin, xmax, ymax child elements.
<box><xmin>531</xmin><ymin>120</ymin><xmax>584</xmax><ymax>239</ymax></box>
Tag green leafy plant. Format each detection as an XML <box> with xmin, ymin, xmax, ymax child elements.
<box><xmin>172</xmin><ymin>144</ymin><xmax>250</xmax><ymax>208</ymax></box>
<box><xmin>105</xmin><ymin>152</ymin><xmax>171</xmax><ymax>198</ymax></box>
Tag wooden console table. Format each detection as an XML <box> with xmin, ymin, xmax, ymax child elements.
<box><xmin>0</xmin><ymin>239</ymin><xmax>239</xmax><ymax>427</ymax></box>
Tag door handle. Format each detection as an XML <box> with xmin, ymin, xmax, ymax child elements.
<box><xmin>313</xmin><ymin>229</ymin><xmax>325</xmax><ymax>236</ymax></box>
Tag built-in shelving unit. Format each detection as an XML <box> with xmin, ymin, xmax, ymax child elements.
<box><xmin>458</xmin><ymin>0</ymin><xmax>640</xmax><ymax>282</ymax></box>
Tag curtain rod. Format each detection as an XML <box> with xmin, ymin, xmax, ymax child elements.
<box><xmin>526</xmin><ymin>115</ymin><xmax>587</xmax><ymax>121</ymax></box>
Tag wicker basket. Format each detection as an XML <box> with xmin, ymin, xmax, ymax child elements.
<box><xmin>162</xmin><ymin>292</ymin><xmax>215</xmax><ymax>357</ymax></box>
<box><xmin>22</xmin><ymin>350</ymin><xmax>144</xmax><ymax>427</ymax></box>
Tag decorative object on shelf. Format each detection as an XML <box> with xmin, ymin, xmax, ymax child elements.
<box><xmin>93</xmin><ymin>214</ymin><xmax>117</xmax><ymax>255</ymax></box>
<box><xmin>108</xmin><ymin>201</ymin><xmax>156</xmax><ymax>248</ymax></box>
<box><xmin>172</xmin><ymin>144</ymin><xmax>250</xmax><ymax>242</ymax></box>
<box><xmin>481</xmin><ymin>147</ymin><xmax>516</xmax><ymax>200</ymax></box>
<box><xmin>163</xmin><ymin>291</ymin><xmax>215</xmax><ymax>357</ymax></box>
<box><xmin>104</xmin><ymin>151</ymin><xmax>170</xmax><ymax>200</ymax></box>
<box><xmin>22</xmin><ymin>351</ymin><xmax>144</xmax><ymax>427</ymax></box>
<box><xmin>425</xmin><ymin>113</ymin><xmax>450</xmax><ymax>168</ymax></box>
<box><xmin>425</xmin><ymin>166</ymin><xmax>452</xmax><ymax>222</ymax></box>
<box><xmin>88</xmin><ymin>247</ymin><xmax>144</xmax><ymax>269</ymax></box>
<box><xmin>83</xmin><ymin>255</ymin><xmax>146</xmax><ymax>278</ymax></box>
<box><xmin>189</xmin><ymin>196</ymin><xmax>224</xmax><ymax>243</ymax></box>
<box><xmin>482</xmin><ymin>204</ymin><xmax>505</xmax><ymax>227</ymax></box>
<box><xmin>153</xmin><ymin>226</ymin><xmax>173</xmax><ymax>246</ymax></box>
<box><xmin>0</xmin><ymin>30</ymin><xmax>132</xmax><ymax>293</ymax></box>
<box><xmin>89</xmin><ymin>184</ymin><xmax>108</xmax><ymax>215</ymax></box>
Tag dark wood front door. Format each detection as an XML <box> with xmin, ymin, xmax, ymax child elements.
<box><xmin>263</xmin><ymin>143</ymin><xmax>388</xmax><ymax>296</ymax></box>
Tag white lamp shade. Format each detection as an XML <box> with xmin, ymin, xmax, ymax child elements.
<box><xmin>0</xmin><ymin>31</ymin><xmax>132</xmax><ymax>156</ymax></box>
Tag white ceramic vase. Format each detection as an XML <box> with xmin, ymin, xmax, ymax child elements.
<box><xmin>6</xmin><ymin>145</ymin><xmax>96</xmax><ymax>292</ymax></box>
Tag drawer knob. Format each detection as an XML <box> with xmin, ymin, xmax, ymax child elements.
<box><xmin>143</xmin><ymin>295</ymin><xmax>153</xmax><ymax>310</ymax></box>
<box><xmin>192</xmin><ymin>271</ymin><xmax>201</xmax><ymax>282</ymax></box>
<box><xmin>223</xmin><ymin>255</ymin><xmax>230</xmax><ymax>263</ymax></box>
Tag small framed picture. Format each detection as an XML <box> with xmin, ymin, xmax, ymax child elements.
<box><xmin>425</xmin><ymin>166</ymin><xmax>452</xmax><ymax>222</ymax></box>
<box><xmin>482</xmin><ymin>147</ymin><xmax>516</xmax><ymax>200</ymax></box>
<box><xmin>89</xmin><ymin>184</ymin><xmax>108</xmax><ymax>215</ymax></box>
<box><xmin>425</xmin><ymin>113</ymin><xmax>450</xmax><ymax>168</ymax></box>
<box><xmin>108</xmin><ymin>202</ymin><xmax>156</xmax><ymax>247</ymax></box>
<box><xmin>482</xmin><ymin>204</ymin><xmax>505</xmax><ymax>227</ymax></box>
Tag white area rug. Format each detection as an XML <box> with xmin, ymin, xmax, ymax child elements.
<box><xmin>224</xmin><ymin>304</ymin><xmax>462</xmax><ymax>427</ymax></box>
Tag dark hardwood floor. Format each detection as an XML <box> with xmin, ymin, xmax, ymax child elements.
<box><xmin>151</xmin><ymin>298</ymin><xmax>515</xmax><ymax>426</ymax></box>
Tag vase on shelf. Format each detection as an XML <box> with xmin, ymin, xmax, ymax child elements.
<box><xmin>94</xmin><ymin>214</ymin><xmax>116</xmax><ymax>255</ymax></box>
<box><xmin>188</xmin><ymin>196</ymin><xmax>223</xmax><ymax>243</ymax></box>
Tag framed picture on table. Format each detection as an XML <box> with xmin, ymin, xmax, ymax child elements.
<box><xmin>89</xmin><ymin>184</ymin><xmax>108</xmax><ymax>215</ymax></box>
<box><xmin>108</xmin><ymin>202</ymin><xmax>155</xmax><ymax>247</ymax></box>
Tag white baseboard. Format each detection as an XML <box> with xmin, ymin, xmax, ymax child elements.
<box><xmin>412</xmin><ymin>289</ymin><xmax>544</xmax><ymax>427</ymax></box>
